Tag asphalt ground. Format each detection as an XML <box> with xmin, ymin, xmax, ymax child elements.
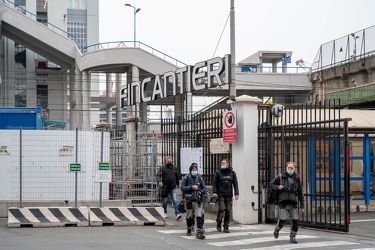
<box><xmin>0</xmin><ymin>210</ymin><xmax>374</xmax><ymax>250</ymax></box>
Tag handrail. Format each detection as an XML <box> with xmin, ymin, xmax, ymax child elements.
<box><xmin>83</xmin><ymin>41</ymin><xmax>187</xmax><ymax>67</ymax></box>
<box><xmin>2</xmin><ymin>0</ymin><xmax>82</xmax><ymax>50</ymax></box>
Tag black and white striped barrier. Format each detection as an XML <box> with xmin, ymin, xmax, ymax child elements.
<box><xmin>8</xmin><ymin>207</ymin><xmax>165</xmax><ymax>228</ymax></box>
<box><xmin>8</xmin><ymin>207</ymin><xmax>89</xmax><ymax>228</ymax></box>
<box><xmin>90</xmin><ymin>207</ymin><xmax>165</xmax><ymax>226</ymax></box>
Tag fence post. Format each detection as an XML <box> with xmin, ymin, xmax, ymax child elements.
<box><xmin>99</xmin><ymin>129</ymin><xmax>104</xmax><ymax>207</ymax></box>
<box><xmin>75</xmin><ymin>128</ymin><xmax>78</xmax><ymax>208</ymax></box>
<box><xmin>19</xmin><ymin>127</ymin><xmax>23</xmax><ymax>208</ymax></box>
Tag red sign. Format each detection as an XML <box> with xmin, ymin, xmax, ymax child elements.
<box><xmin>223</xmin><ymin>111</ymin><xmax>237</xmax><ymax>143</ymax></box>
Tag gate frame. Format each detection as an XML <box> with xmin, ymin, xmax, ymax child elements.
<box><xmin>258</xmin><ymin>103</ymin><xmax>351</xmax><ymax>232</ymax></box>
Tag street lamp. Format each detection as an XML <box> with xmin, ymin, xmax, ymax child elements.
<box><xmin>351</xmin><ymin>33</ymin><xmax>359</xmax><ymax>58</ymax></box>
<box><xmin>125</xmin><ymin>3</ymin><xmax>141</xmax><ymax>47</ymax></box>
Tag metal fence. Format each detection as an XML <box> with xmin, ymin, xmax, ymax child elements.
<box><xmin>258</xmin><ymin>101</ymin><xmax>351</xmax><ymax>232</ymax></box>
<box><xmin>1</xmin><ymin>128</ymin><xmax>113</xmax><ymax>208</ymax></box>
<box><xmin>109</xmin><ymin>129</ymin><xmax>163</xmax><ymax>206</ymax></box>
<box><xmin>161</xmin><ymin>110</ymin><xmax>230</xmax><ymax>185</ymax></box>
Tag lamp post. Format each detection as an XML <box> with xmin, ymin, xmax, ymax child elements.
<box><xmin>351</xmin><ymin>33</ymin><xmax>359</xmax><ymax>58</ymax></box>
<box><xmin>125</xmin><ymin>3</ymin><xmax>141</xmax><ymax>47</ymax></box>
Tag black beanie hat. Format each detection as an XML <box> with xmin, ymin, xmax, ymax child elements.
<box><xmin>189</xmin><ymin>163</ymin><xmax>198</xmax><ymax>173</ymax></box>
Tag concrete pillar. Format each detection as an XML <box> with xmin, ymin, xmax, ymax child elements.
<box><xmin>231</xmin><ymin>95</ymin><xmax>262</xmax><ymax>224</ymax></box>
<box><xmin>282</xmin><ymin>62</ymin><xmax>287</xmax><ymax>73</ymax></box>
<box><xmin>185</xmin><ymin>92</ymin><xmax>192</xmax><ymax>119</ymax></box>
<box><xmin>82</xmin><ymin>70</ymin><xmax>90</xmax><ymax>130</ymax></box>
<box><xmin>115</xmin><ymin>73</ymin><xmax>123</xmax><ymax>129</ymax></box>
<box><xmin>106</xmin><ymin>73</ymin><xmax>113</xmax><ymax>124</ymax></box>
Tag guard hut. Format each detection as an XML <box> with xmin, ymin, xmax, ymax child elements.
<box><xmin>238</xmin><ymin>50</ymin><xmax>292</xmax><ymax>73</ymax></box>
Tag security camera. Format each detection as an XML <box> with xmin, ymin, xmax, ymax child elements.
<box><xmin>271</xmin><ymin>104</ymin><xmax>284</xmax><ymax>118</ymax></box>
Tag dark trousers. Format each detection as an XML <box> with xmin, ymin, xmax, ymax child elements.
<box><xmin>216</xmin><ymin>196</ymin><xmax>233</xmax><ymax>228</ymax></box>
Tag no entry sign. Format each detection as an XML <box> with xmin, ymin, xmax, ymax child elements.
<box><xmin>223</xmin><ymin>111</ymin><xmax>237</xmax><ymax>143</ymax></box>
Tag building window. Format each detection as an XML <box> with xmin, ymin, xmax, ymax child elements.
<box><xmin>68</xmin><ymin>0</ymin><xmax>87</xmax><ymax>10</ymax></box>
<box><xmin>37</xmin><ymin>74</ymin><xmax>48</xmax><ymax>109</ymax></box>
<box><xmin>14</xmin><ymin>43</ymin><xmax>26</xmax><ymax>107</ymax></box>
<box><xmin>67</xmin><ymin>21</ymin><xmax>87</xmax><ymax>49</ymax></box>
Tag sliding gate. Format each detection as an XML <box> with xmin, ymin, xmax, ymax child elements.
<box><xmin>258</xmin><ymin>102</ymin><xmax>351</xmax><ymax>232</ymax></box>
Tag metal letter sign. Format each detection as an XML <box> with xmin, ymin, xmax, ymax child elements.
<box><xmin>223</xmin><ymin>111</ymin><xmax>237</xmax><ymax>143</ymax></box>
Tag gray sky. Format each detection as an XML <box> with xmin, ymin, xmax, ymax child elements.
<box><xmin>99</xmin><ymin>0</ymin><xmax>374</xmax><ymax>67</ymax></box>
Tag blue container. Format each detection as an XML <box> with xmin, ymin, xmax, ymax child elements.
<box><xmin>0</xmin><ymin>106</ymin><xmax>43</xmax><ymax>130</ymax></box>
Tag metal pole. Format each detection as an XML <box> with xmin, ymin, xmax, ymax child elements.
<box><xmin>75</xmin><ymin>128</ymin><xmax>78</xmax><ymax>208</ymax></box>
<box><xmin>151</xmin><ymin>132</ymin><xmax>155</xmax><ymax>207</ymax></box>
<box><xmin>122</xmin><ymin>131</ymin><xmax>126</xmax><ymax>199</ymax></box>
<box><xmin>19</xmin><ymin>127</ymin><xmax>22</xmax><ymax>208</ymax></box>
<box><xmin>133</xmin><ymin>8</ymin><xmax>136</xmax><ymax>47</ymax></box>
<box><xmin>99</xmin><ymin>130</ymin><xmax>104</xmax><ymax>207</ymax></box>
<box><xmin>125</xmin><ymin>4</ymin><xmax>140</xmax><ymax>47</ymax></box>
<box><xmin>229</xmin><ymin>0</ymin><xmax>236</xmax><ymax>101</ymax></box>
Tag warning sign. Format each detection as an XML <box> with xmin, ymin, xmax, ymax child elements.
<box><xmin>223</xmin><ymin>111</ymin><xmax>237</xmax><ymax>143</ymax></box>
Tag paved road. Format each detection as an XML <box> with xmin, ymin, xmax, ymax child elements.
<box><xmin>1</xmin><ymin>210</ymin><xmax>374</xmax><ymax>250</ymax></box>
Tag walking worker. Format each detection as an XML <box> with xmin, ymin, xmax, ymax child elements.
<box><xmin>270</xmin><ymin>161</ymin><xmax>305</xmax><ymax>244</ymax></box>
<box><xmin>212</xmin><ymin>158</ymin><xmax>239</xmax><ymax>233</ymax></box>
<box><xmin>180</xmin><ymin>163</ymin><xmax>207</xmax><ymax>239</ymax></box>
<box><xmin>157</xmin><ymin>156</ymin><xmax>182</xmax><ymax>220</ymax></box>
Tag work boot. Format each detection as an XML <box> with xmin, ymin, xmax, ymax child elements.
<box><xmin>186</xmin><ymin>229</ymin><xmax>192</xmax><ymax>236</ymax></box>
<box><xmin>273</xmin><ymin>230</ymin><xmax>279</xmax><ymax>239</ymax></box>
<box><xmin>290</xmin><ymin>236</ymin><xmax>297</xmax><ymax>244</ymax></box>
<box><xmin>196</xmin><ymin>231</ymin><xmax>206</xmax><ymax>239</ymax></box>
<box><xmin>216</xmin><ymin>223</ymin><xmax>222</xmax><ymax>232</ymax></box>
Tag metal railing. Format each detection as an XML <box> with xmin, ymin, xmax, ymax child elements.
<box><xmin>311</xmin><ymin>25</ymin><xmax>375</xmax><ymax>72</ymax></box>
<box><xmin>83</xmin><ymin>41</ymin><xmax>187</xmax><ymax>67</ymax></box>
<box><xmin>2</xmin><ymin>0</ymin><xmax>82</xmax><ymax>50</ymax></box>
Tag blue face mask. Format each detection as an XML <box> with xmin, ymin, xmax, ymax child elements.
<box><xmin>221</xmin><ymin>165</ymin><xmax>227</xmax><ymax>169</ymax></box>
<box><xmin>287</xmin><ymin>170</ymin><xmax>294</xmax><ymax>175</ymax></box>
<box><xmin>191</xmin><ymin>171</ymin><xmax>198</xmax><ymax>176</ymax></box>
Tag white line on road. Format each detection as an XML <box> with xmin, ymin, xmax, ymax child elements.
<box><xmin>207</xmin><ymin>235</ymin><xmax>317</xmax><ymax>246</ymax></box>
<box><xmin>240</xmin><ymin>240</ymin><xmax>359</xmax><ymax>250</ymax></box>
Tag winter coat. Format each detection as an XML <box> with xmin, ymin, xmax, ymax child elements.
<box><xmin>270</xmin><ymin>171</ymin><xmax>304</xmax><ymax>208</ymax></box>
<box><xmin>180</xmin><ymin>174</ymin><xmax>206</xmax><ymax>201</ymax></box>
<box><xmin>157</xmin><ymin>164</ymin><xmax>179</xmax><ymax>189</ymax></box>
<box><xmin>212</xmin><ymin>167</ymin><xmax>239</xmax><ymax>197</ymax></box>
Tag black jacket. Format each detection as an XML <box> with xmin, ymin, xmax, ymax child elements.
<box><xmin>181</xmin><ymin>174</ymin><xmax>206</xmax><ymax>201</ymax></box>
<box><xmin>157</xmin><ymin>164</ymin><xmax>179</xmax><ymax>188</ymax></box>
<box><xmin>270</xmin><ymin>171</ymin><xmax>304</xmax><ymax>208</ymax></box>
<box><xmin>212</xmin><ymin>167</ymin><xmax>239</xmax><ymax>197</ymax></box>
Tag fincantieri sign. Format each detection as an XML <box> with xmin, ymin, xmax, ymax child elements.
<box><xmin>120</xmin><ymin>54</ymin><xmax>231</xmax><ymax>107</ymax></box>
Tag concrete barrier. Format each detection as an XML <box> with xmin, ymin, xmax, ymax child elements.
<box><xmin>89</xmin><ymin>207</ymin><xmax>165</xmax><ymax>226</ymax></box>
<box><xmin>8</xmin><ymin>207</ymin><xmax>89</xmax><ymax>228</ymax></box>
<box><xmin>8</xmin><ymin>206</ymin><xmax>165</xmax><ymax>227</ymax></box>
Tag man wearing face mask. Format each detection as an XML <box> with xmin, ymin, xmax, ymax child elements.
<box><xmin>270</xmin><ymin>161</ymin><xmax>305</xmax><ymax>244</ymax></box>
<box><xmin>212</xmin><ymin>158</ymin><xmax>239</xmax><ymax>233</ymax></box>
<box><xmin>180</xmin><ymin>163</ymin><xmax>207</xmax><ymax>239</ymax></box>
<box><xmin>157</xmin><ymin>157</ymin><xmax>181</xmax><ymax>220</ymax></box>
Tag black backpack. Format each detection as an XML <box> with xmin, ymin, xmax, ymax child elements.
<box><xmin>267</xmin><ymin>174</ymin><xmax>281</xmax><ymax>205</ymax></box>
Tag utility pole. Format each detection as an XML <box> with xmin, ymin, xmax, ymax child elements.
<box><xmin>229</xmin><ymin>0</ymin><xmax>236</xmax><ymax>101</ymax></box>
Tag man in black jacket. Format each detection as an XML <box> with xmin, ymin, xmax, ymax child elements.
<box><xmin>270</xmin><ymin>161</ymin><xmax>305</xmax><ymax>244</ymax></box>
<box><xmin>212</xmin><ymin>158</ymin><xmax>239</xmax><ymax>233</ymax></box>
<box><xmin>157</xmin><ymin>157</ymin><xmax>182</xmax><ymax>220</ymax></box>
